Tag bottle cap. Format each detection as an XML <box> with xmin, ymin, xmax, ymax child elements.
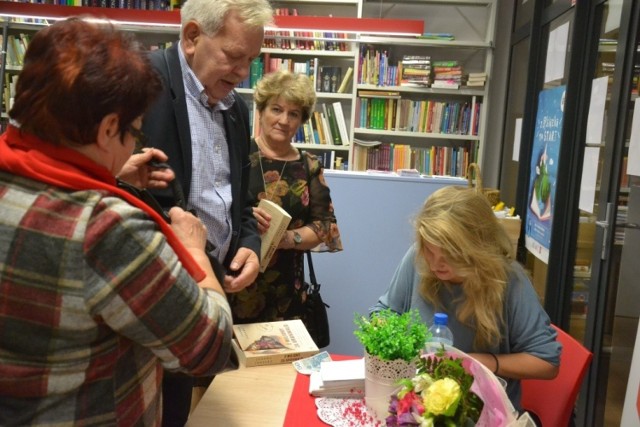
<box><xmin>434</xmin><ymin>312</ymin><xmax>448</xmax><ymax>326</ymax></box>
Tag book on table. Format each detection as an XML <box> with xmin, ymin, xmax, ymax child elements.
<box><xmin>257</xmin><ymin>199</ymin><xmax>292</xmax><ymax>272</ymax></box>
<box><xmin>232</xmin><ymin>319</ymin><xmax>319</xmax><ymax>367</ymax></box>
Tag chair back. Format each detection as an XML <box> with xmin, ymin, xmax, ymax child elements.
<box><xmin>521</xmin><ymin>324</ymin><xmax>593</xmax><ymax>427</ymax></box>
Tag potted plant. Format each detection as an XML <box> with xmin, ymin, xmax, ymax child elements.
<box><xmin>354</xmin><ymin>309</ymin><xmax>430</xmax><ymax>421</ymax></box>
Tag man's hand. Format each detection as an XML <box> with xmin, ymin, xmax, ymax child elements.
<box><xmin>223</xmin><ymin>247</ymin><xmax>260</xmax><ymax>293</ymax></box>
<box><xmin>118</xmin><ymin>148</ymin><xmax>175</xmax><ymax>189</ymax></box>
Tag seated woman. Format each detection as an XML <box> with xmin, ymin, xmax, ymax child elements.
<box><xmin>0</xmin><ymin>18</ymin><xmax>234</xmax><ymax>425</ymax></box>
<box><xmin>370</xmin><ymin>185</ymin><xmax>561</xmax><ymax>412</ymax></box>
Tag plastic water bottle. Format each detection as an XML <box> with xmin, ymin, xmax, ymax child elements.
<box><xmin>427</xmin><ymin>312</ymin><xmax>454</xmax><ymax>347</ymax></box>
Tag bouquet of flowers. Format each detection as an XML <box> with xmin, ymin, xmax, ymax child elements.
<box><xmin>386</xmin><ymin>347</ymin><xmax>483</xmax><ymax>427</ymax></box>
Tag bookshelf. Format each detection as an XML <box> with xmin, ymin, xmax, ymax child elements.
<box><xmin>352</xmin><ymin>0</ymin><xmax>497</xmax><ymax>176</ymax></box>
<box><xmin>0</xmin><ymin>0</ymin><xmax>497</xmax><ymax>176</ymax></box>
<box><xmin>1</xmin><ymin>6</ymin><xmax>180</xmax><ymax>127</ymax></box>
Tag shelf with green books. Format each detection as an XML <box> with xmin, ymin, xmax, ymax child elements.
<box><xmin>351</xmin><ymin>0</ymin><xmax>495</xmax><ymax>176</ymax></box>
<box><xmin>351</xmin><ymin>85</ymin><xmax>483</xmax><ymax>176</ymax></box>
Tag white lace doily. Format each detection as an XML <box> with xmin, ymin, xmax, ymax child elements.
<box><xmin>315</xmin><ymin>397</ymin><xmax>385</xmax><ymax>427</ymax></box>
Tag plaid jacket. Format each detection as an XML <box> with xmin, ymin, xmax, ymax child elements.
<box><xmin>0</xmin><ymin>171</ymin><xmax>233</xmax><ymax>426</ymax></box>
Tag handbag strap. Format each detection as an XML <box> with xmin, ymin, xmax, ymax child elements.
<box><xmin>299</xmin><ymin>151</ymin><xmax>319</xmax><ymax>289</ymax></box>
<box><xmin>306</xmin><ymin>250</ymin><xmax>318</xmax><ymax>287</ymax></box>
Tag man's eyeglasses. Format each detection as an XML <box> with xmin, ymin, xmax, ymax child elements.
<box><xmin>127</xmin><ymin>125</ymin><xmax>149</xmax><ymax>151</ymax></box>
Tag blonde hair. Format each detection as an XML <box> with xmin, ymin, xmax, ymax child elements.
<box><xmin>415</xmin><ymin>185</ymin><xmax>513</xmax><ymax>349</ymax></box>
<box><xmin>180</xmin><ymin>0</ymin><xmax>274</xmax><ymax>35</ymax></box>
<box><xmin>254</xmin><ymin>71</ymin><xmax>317</xmax><ymax>123</ymax></box>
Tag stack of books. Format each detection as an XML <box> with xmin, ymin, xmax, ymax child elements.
<box><xmin>399</xmin><ymin>55</ymin><xmax>431</xmax><ymax>87</ymax></box>
<box><xmin>466</xmin><ymin>72</ymin><xmax>487</xmax><ymax>87</ymax></box>
<box><xmin>431</xmin><ymin>60</ymin><xmax>462</xmax><ymax>89</ymax></box>
<box><xmin>309</xmin><ymin>358</ymin><xmax>365</xmax><ymax>398</ymax></box>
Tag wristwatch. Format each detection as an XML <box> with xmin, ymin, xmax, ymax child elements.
<box><xmin>292</xmin><ymin>231</ymin><xmax>302</xmax><ymax>246</ymax></box>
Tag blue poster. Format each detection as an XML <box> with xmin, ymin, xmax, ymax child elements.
<box><xmin>525</xmin><ymin>85</ymin><xmax>566</xmax><ymax>263</ymax></box>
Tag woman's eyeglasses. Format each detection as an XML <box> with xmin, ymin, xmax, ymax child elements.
<box><xmin>127</xmin><ymin>125</ymin><xmax>149</xmax><ymax>151</ymax></box>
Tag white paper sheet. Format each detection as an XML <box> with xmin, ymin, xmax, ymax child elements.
<box><xmin>513</xmin><ymin>118</ymin><xmax>523</xmax><ymax>162</ymax></box>
<box><xmin>628</xmin><ymin>98</ymin><xmax>640</xmax><ymax>177</ymax></box>
<box><xmin>544</xmin><ymin>22</ymin><xmax>569</xmax><ymax>83</ymax></box>
<box><xmin>605</xmin><ymin>0</ymin><xmax>623</xmax><ymax>33</ymax></box>
<box><xmin>586</xmin><ymin>76</ymin><xmax>608</xmax><ymax>145</ymax></box>
<box><xmin>578</xmin><ymin>147</ymin><xmax>600</xmax><ymax>213</ymax></box>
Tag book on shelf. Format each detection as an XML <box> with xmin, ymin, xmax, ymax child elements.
<box><xmin>431</xmin><ymin>80</ymin><xmax>460</xmax><ymax>90</ymax></box>
<box><xmin>312</xmin><ymin>111</ymin><xmax>326</xmax><ymax>144</ymax></box>
<box><xmin>309</xmin><ymin>358</ymin><xmax>365</xmax><ymax>398</ymax></box>
<box><xmin>466</xmin><ymin>80</ymin><xmax>486</xmax><ymax>87</ymax></box>
<box><xmin>331</xmin><ymin>102</ymin><xmax>350</xmax><ymax>146</ymax></box>
<box><xmin>468</xmin><ymin>72</ymin><xmax>487</xmax><ymax>79</ymax></box>
<box><xmin>358</xmin><ymin>90</ymin><xmax>401</xmax><ymax>98</ymax></box>
<box><xmin>232</xmin><ymin>319</ymin><xmax>319</xmax><ymax>367</ymax></box>
<box><xmin>249</xmin><ymin>57</ymin><xmax>264</xmax><ymax>88</ymax></box>
<box><xmin>330</xmin><ymin>66</ymin><xmax>342</xmax><ymax>93</ymax></box>
<box><xmin>337</xmin><ymin>66</ymin><xmax>354</xmax><ymax>93</ymax></box>
<box><xmin>322</xmin><ymin>103</ymin><xmax>342</xmax><ymax>145</ymax></box>
<box><xmin>397</xmin><ymin>168</ymin><xmax>422</xmax><ymax>177</ymax></box>
<box><xmin>417</xmin><ymin>32</ymin><xmax>455</xmax><ymax>41</ymax></box>
<box><xmin>257</xmin><ymin>199</ymin><xmax>291</xmax><ymax>272</ymax></box>
<box><xmin>317</xmin><ymin>66</ymin><xmax>342</xmax><ymax>93</ymax></box>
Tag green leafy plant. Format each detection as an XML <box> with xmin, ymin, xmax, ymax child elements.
<box><xmin>354</xmin><ymin>309</ymin><xmax>430</xmax><ymax>362</ymax></box>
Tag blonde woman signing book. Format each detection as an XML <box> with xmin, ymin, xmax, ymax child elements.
<box><xmin>228</xmin><ymin>71</ymin><xmax>342</xmax><ymax>344</ymax></box>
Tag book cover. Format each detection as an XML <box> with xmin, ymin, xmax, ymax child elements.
<box><xmin>332</xmin><ymin>102</ymin><xmax>351</xmax><ymax>146</ymax></box>
<box><xmin>258</xmin><ymin>199</ymin><xmax>292</xmax><ymax>272</ymax></box>
<box><xmin>324</xmin><ymin>103</ymin><xmax>342</xmax><ymax>145</ymax></box>
<box><xmin>233</xmin><ymin>319</ymin><xmax>319</xmax><ymax>367</ymax></box>
<box><xmin>337</xmin><ymin>66</ymin><xmax>354</xmax><ymax>93</ymax></box>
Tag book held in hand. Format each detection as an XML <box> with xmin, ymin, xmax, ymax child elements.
<box><xmin>232</xmin><ymin>319</ymin><xmax>319</xmax><ymax>367</ymax></box>
<box><xmin>257</xmin><ymin>198</ymin><xmax>292</xmax><ymax>272</ymax></box>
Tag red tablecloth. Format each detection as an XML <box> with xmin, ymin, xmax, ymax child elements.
<box><xmin>283</xmin><ymin>354</ymin><xmax>357</xmax><ymax>426</ymax></box>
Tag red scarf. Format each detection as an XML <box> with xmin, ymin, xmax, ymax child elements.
<box><xmin>0</xmin><ymin>125</ymin><xmax>205</xmax><ymax>282</ymax></box>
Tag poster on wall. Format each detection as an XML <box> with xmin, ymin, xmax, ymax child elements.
<box><xmin>525</xmin><ymin>85</ymin><xmax>566</xmax><ymax>263</ymax></box>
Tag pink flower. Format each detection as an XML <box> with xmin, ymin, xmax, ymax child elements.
<box><xmin>397</xmin><ymin>391</ymin><xmax>424</xmax><ymax>416</ymax></box>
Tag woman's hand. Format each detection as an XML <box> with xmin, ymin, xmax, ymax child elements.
<box><xmin>168</xmin><ymin>207</ymin><xmax>208</xmax><ymax>251</ymax></box>
<box><xmin>169</xmin><ymin>207</ymin><xmax>225</xmax><ymax>294</ymax></box>
<box><xmin>117</xmin><ymin>148</ymin><xmax>175</xmax><ymax>189</ymax></box>
<box><xmin>252</xmin><ymin>206</ymin><xmax>272</xmax><ymax>235</ymax></box>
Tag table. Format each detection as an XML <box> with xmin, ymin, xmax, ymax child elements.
<box><xmin>185</xmin><ymin>363</ymin><xmax>297</xmax><ymax>426</ymax></box>
<box><xmin>186</xmin><ymin>354</ymin><xmax>355</xmax><ymax>426</ymax></box>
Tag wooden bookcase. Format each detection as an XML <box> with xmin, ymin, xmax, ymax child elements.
<box><xmin>0</xmin><ymin>0</ymin><xmax>497</xmax><ymax>176</ymax></box>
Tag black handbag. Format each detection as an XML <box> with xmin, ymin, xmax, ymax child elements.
<box><xmin>303</xmin><ymin>250</ymin><xmax>331</xmax><ymax>348</ymax></box>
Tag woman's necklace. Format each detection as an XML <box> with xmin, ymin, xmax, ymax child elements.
<box><xmin>258</xmin><ymin>151</ymin><xmax>288</xmax><ymax>201</ymax></box>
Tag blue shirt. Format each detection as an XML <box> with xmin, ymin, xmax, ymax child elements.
<box><xmin>178</xmin><ymin>45</ymin><xmax>234</xmax><ymax>261</ymax></box>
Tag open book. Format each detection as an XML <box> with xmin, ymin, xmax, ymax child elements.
<box><xmin>258</xmin><ymin>199</ymin><xmax>292</xmax><ymax>272</ymax></box>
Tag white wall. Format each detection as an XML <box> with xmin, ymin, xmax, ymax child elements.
<box><xmin>312</xmin><ymin>170</ymin><xmax>461</xmax><ymax>355</ymax></box>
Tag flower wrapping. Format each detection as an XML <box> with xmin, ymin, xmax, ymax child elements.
<box><xmin>387</xmin><ymin>344</ymin><xmax>536</xmax><ymax>427</ymax></box>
